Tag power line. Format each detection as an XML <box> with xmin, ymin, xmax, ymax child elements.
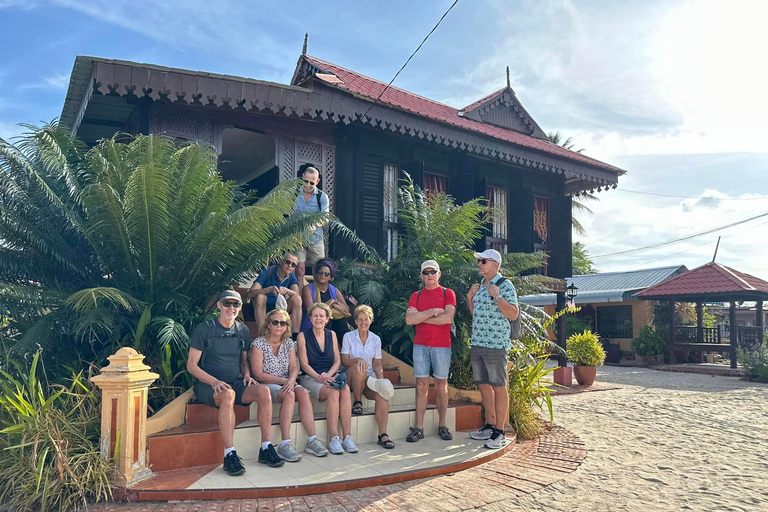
<box><xmin>615</xmin><ymin>189</ymin><xmax>768</xmax><ymax>201</ymax></box>
<box><xmin>591</xmin><ymin>210</ymin><xmax>768</xmax><ymax>260</ymax></box>
<box><xmin>360</xmin><ymin>0</ymin><xmax>460</xmax><ymax>120</ymax></box>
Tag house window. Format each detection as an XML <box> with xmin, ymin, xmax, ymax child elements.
<box><xmin>533</xmin><ymin>196</ymin><xmax>550</xmax><ymax>245</ymax></box>
<box><xmin>423</xmin><ymin>172</ymin><xmax>448</xmax><ymax>195</ymax></box>
<box><xmin>486</xmin><ymin>186</ymin><xmax>509</xmax><ymax>253</ymax></box>
<box><xmin>383</xmin><ymin>163</ymin><xmax>399</xmax><ymax>261</ymax></box>
<box><xmin>597</xmin><ymin>305</ymin><xmax>633</xmax><ymax>338</ymax></box>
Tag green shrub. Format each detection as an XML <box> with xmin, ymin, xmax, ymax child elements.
<box><xmin>631</xmin><ymin>326</ymin><xmax>667</xmax><ymax>356</ymax></box>
<box><xmin>738</xmin><ymin>344</ymin><xmax>768</xmax><ymax>383</ymax></box>
<box><xmin>0</xmin><ymin>352</ymin><xmax>112</xmax><ymax>511</ymax></box>
<box><xmin>566</xmin><ymin>330</ymin><xmax>606</xmax><ymax>366</ymax></box>
<box><xmin>565</xmin><ymin>315</ymin><xmax>592</xmax><ymax>338</ymax></box>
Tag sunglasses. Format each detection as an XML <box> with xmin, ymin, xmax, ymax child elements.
<box><xmin>270</xmin><ymin>320</ymin><xmax>288</xmax><ymax>327</ymax></box>
<box><xmin>222</xmin><ymin>301</ymin><xmax>241</xmax><ymax>308</ymax></box>
<box><xmin>421</xmin><ymin>270</ymin><xmax>438</xmax><ymax>275</ymax></box>
<box><xmin>478</xmin><ymin>259</ymin><xmax>496</xmax><ymax>265</ymax></box>
<box><xmin>283</xmin><ymin>260</ymin><xmax>298</xmax><ymax>268</ymax></box>
<box><xmin>316</xmin><ymin>271</ymin><xmax>331</xmax><ymax>277</ymax></box>
<box><xmin>303</xmin><ymin>179</ymin><xmax>317</xmax><ymax>185</ymax></box>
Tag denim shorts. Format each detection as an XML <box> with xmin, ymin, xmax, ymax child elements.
<box><xmin>413</xmin><ymin>344</ymin><xmax>451</xmax><ymax>380</ymax></box>
<box><xmin>470</xmin><ymin>345</ymin><xmax>508</xmax><ymax>387</ymax></box>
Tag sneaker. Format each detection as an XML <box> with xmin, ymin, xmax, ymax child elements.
<box><xmin>484</xmin><ymin>429</ymin><xmax>507</xmax><ymax>450</ymax></box>
<box><xmin>469</xmin><ymin>423</ymin><xmax>495</xmax><ymax>440</ymax></box>
<box><xmin>342</xmin><ymin>435</ymin><xmax>358</xmax><ymax>453</ymax></box>
<box><xmin>277</xmin><ymin>441</ymin><xmax>302</xmax><ymax>462</ymax></box>
<box><xmin>258</xmin><ymin>444</ymin><xmax>285</xmax><ymax>467</ymax></box>
<box><xmin>305</xmin><ymin>437</ymin><xmax>329</xmax><ymax>457</ymax></box>
<box><xmin>222</xmin><ymin>450</ymin><xmax>246</xmax><ymax>476</ymax></box>
<box><xmin>328</xmin><ymin>436</ymin><xmax>343</xmax><ymax>454</ymax></box>
<box><xmin>438</xmin><ymin>425</ymin><xmax>453</xmax><ymax>441</ymax></box>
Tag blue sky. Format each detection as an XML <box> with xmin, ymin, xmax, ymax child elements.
<box><xmin>1</xmin><ymin>0</ymin><xmax>767</xmax><ymax>277</ymax></box>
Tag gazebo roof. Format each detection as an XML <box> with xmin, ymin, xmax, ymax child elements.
<box><xmin>634</xmin><ymin>262</ymin><xmax>768</xmax><ymax>301</ymax></box>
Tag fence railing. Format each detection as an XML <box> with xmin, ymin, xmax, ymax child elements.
<box><xmin>674</xmin><ymin>326</ymin><xmax>721</xmax><ymax>344</ymax></box>
<box><xmin>738</xmin><ymin>326</ymin><xmax>764</xmax><ymax>351</ymax></box>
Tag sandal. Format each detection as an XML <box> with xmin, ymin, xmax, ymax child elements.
<box><xmin>438</xmin><ymin>425</ymin><xmax>453</xmax><ymax>441</ymax></box>
<box><xmin>406</xmin><ymin>427</ymin><xmax>424</xmax><ymax>443</ymax></box>
<box><xmin>352</xmin><ymin>400</ymin><xmax>363</xmax><ymax>415</ymax></box>
<box><xmin>377</xmin><ymin>433</ymin><xmax>395</xmax><ymax>449</ymax></box>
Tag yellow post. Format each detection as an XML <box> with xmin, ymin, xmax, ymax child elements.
<box><xmin>91</xmin><ymin>347</ymin><xmax>159</xmax><ymax>486</ymax></box>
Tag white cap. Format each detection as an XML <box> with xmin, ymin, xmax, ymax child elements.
<box><xmin>420</xmin><ymin>259</ymin><xmax>440</xmax><ymax>272</ymax></box>
<box><xmin>473</xmin><ymin>249</ymin><xmax>502</xmax><ymax>263</ymax></box>
<box><xmin>367</xmin><ymin>376</ymin><xmax>395</xmax><ymax>400</ymax></box>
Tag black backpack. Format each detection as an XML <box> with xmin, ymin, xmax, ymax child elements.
<box><xmin>199</xmin><ymin>318</ymin><xmax>251</xmax><ymax>369</ymax></box>
<box><xmin>491</xmin><ymin>277</ymin><xmax>523</xmax><ymax>340</ymax></box>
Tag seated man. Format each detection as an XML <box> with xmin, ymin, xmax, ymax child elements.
<box><xmin>248</xmin><ymin>253</ymin><xmax>302</xmax><ymax>340</ymax></box>
<box><xmin>186</xmin><ymin>290</ymin><xmax>284</xmax><ymax>475</ymax></box>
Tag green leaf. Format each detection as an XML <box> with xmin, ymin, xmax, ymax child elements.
<box><xmin>135</xmin><ymin>306</ymin><xmax>152</xmax><ymax>349</ymax></box>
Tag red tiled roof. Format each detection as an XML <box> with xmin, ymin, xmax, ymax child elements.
<box><xmin>634</xmin><ymin>262</ymin><xmax>768</xmax><ymax>298</ymax></box>
<box><xmin>302</xmin><ymin>55</ymin><xmax>623</xmax><ymax>173</ymax></box>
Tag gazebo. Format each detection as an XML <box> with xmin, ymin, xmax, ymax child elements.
<box><xmin>634</xmin><ymin>262</ymin><xmax>768</xmax><ymax>368</ymax></box>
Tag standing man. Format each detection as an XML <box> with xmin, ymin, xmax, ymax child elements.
<box><xmin>186</xmin><ymin>291</ymin><xmax>284</xmax><ymax>475</ymax></box>
<box><xmin>294</xmin><ymin>165</ymin><xmax>329</xmax><ymax>289</ymax></box>
<box><xmin>405</xmin><ymin>260</ymin><xmax>456</xmax><ymax>442</ymax></box>
<box><xmin>466</xmin><ymin>249</ymin><xmax>519</xmax><ymax>449</ymax></box>
<box><xmin>248</xmin><ymin>253</ymin><xmax>302</xmax><ymax>340</ymax></box>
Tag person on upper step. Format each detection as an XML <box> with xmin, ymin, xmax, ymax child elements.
<box><xmin>248</xmin><ymin>253</ymin><xmax>302</xmax><ymax>340</ymax></box>
<box><xmin>405</xmin><ymin>260</ymin><xmax>456</xmax><ymax>443</ymax></box>
<box><xmin>186</xmin><ymin>290</ymin><xmax>283</xmax><ymax>476</ymax></box>
<box><xmin>250</xmin><ymin>308</ymin><xmax>329</xmax><ymax>462</ymax></box>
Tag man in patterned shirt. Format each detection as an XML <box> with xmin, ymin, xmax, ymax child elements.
<box><xmin>466</xmin><ymin>249</ymin><xmax>519</xmax><ymax>449</ymax></box>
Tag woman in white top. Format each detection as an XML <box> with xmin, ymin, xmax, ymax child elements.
<box><xmin>250</xmin><ymin>309</ymin><xmax>329</xmax><ymax>461</ymax></box>
<box><xmin>341</xmin><ymin>305</ymin><xmax>393</xmax><ymax>449</ymax></box>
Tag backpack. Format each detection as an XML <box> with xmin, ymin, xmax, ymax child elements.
<box><xmin>200</xmin><ymin>318</ymin><xmax>251</xmax><ymax>369</ymax></box>
<box><xmin>491</xmin><ymin>277</ymin><xmax>523</xmax><ymax>340</ymax></box>
<box><xmin>416</xmin><ymin>287</ymin><xmax>457</xmax><ymax>337</ymax></box>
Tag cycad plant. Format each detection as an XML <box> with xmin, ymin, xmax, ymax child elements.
<box><xmin>334</xmin><ymin>175</ymin><xmax>562</xmax><ymax>388</ymax></box>
<box><xmin>0</xmin><ymin>122</ymin><xmax>346</xmax><ymax>408</ymax></box>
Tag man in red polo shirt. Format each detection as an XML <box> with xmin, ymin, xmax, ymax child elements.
<box><xmin>405</xmin><ymin>260</ymin><xmax>456</xmax><ymax>442</ymax></box>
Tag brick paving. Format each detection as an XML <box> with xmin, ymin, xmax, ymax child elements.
<box><xmin>92</xmin><ymin>426</ymin><xmax>584</xmax><ymax>512</ymax></box>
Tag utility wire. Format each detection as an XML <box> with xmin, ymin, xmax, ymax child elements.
<box><xmin>360</xmin><ymin>0</ymin><xmax>460</xmax><ymax>120</ymax></box>
<box><xmin>591</xmin><ymin>210</ymin><xmax>768</xmax><ymax>260</ymax></box>
<box><xmin>615</xmin><ymin>189</ymin><xmax>768</xmax><ymax>201</ymax></box>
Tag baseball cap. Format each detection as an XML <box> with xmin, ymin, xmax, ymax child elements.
<box><xmin>473</xmin><ymin>249</ymin><xmax>502</xmax><ymax>263</ymax></box>
<box><xmin>218</xmin><ymin>290</ymin><xmax>242</xmax><ymax>303</ymax></box>
<box><xmin>420</xmin><ymin>259</ymin><xmax>440</xmax><ymax>272</ymax></box>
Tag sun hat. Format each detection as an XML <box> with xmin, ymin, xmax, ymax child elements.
<box><xmin>367</xmin><ymin>376</ymin><xmax>395</xmax><ymax>400</ymax></box>
<box><xmin>420</xmin><ymin>260</ymin><xmax>440</xmax><ymax>272</ymax></box>
<box><xmin>218</xmin><ymin>290</ymin><xmax>242</xmax><ymax>303</ymax></box>
<box><xmin>472</xmin><ymin>249</ymin><xmax>502</xmax><ymax>263</ymax></box>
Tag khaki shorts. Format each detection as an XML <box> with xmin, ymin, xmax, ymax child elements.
<box><xmin>296</xmin><ymin>241</ymin><xmax>325</xmax><ymax>265</ymax></box>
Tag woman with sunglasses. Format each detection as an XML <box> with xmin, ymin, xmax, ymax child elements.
<box><xmin>297</xmin><ymin>303</ymin><xmax>358</xmax><ymax>455</ymax></box>
<box><xmin>301</xmin><ymin>259</ymin><xmax>350</xmax><ymax>344</ymax></box>
<box><xmin>250</xmin><ymin>309</ymin><xmax>329</xmax><ymax>461</ymax></box>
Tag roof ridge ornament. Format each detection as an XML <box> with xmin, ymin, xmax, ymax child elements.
<box><xmin>506</xmin><ymin>66</ymin><xmax>510</xmax><ymax>89</ymax></box>
<box><xmin>302</xmin><ymin>33</ymin><xmax>308</xmax><ymax>55</ymax></box>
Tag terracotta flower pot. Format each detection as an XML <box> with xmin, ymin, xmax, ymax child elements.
<box><xmin>573</xmin><ymin>365</ymin><xmax>597</xmax><ymax>386</ymax></box>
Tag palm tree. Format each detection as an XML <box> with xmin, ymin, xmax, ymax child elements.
<box><xmin>547</xmin><ymin>131</ymin><xmax>597</xmax><ymax>236</ymax></box>
<box><xmin>0</xmin><ymin>123</ymin><xmax>353</xmax><ymax>395</ymax></box>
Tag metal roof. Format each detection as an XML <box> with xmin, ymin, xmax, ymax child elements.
<box><xmin>520</xmin><ymin>265</ymin><xmax>688</xmax><ymax>306</ymax></box>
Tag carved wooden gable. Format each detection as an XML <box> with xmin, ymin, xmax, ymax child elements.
<box><xmin>462</xmin><ymin>89</ymin><xmax>547</xmax><ymax>140</ymax></box>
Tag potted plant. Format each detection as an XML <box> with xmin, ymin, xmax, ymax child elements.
<box><xmin>631</xmin><ymin>326</ymin><xmax>666</xmax><ymax>366</ymax></box>
<box><xmin>566</xmin><ymin>330</ymin><xmax>606</xmax><ymax>386</ymax></box>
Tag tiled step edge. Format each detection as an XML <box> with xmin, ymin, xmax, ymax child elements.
<box><xmin>132</xmin><ymin>434</ymin><xmax>517</xmax><ymax>501</ymax></box>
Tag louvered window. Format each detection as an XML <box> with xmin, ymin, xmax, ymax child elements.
<box><xmin>383</xmin><ymin>163</ymin><xmax>399</xmax><ymax>261</ymax></box>
<box><xmin>423</xmin><ymin>172</ymin><xmax>448</xmax><ymax>195</ymax></box>
<box><xmin>486</xmin><ymin>186</ymin><xmax>509</xmax><ymax>253</ymax></box>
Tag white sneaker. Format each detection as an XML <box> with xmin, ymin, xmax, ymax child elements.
<box><xmin>328</xmin><ymin>435</ymin><xmax>343</xmax><ymax>454</ymax></box>
<box><xmin>305</xmin><ymin>437</ymin><xmax>329</xmax><ymax>457</ymax></box>
<box><xmin>342</xmin><ymin>435</ymin><xmax>358</xmax><ymax>453</ymax></box>
<box><xmin>484</xmin><ymin>430</ymin><xmax>507</xmax><ymax>449</ymax></box>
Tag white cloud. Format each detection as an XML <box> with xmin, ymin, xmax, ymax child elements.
<box><xmin>0</xmin><ymin>0</ymin><xmax>37</xmax><ymax>9</ymax></box>
<box><xmin>18</xmin><ymin>72</ymin><xmax>70</xmax><ymax>91</ymax></box>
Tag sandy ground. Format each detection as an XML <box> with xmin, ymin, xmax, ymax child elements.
<box><xmin>490</xmin><ymin>366</ymin><xmax>768</xmax><ymax>512</ymax></box>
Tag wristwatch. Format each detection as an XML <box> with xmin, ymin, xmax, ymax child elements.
<box><xmin>494</xmin><ymin>295</ymin><xmax>503</xmax><ymax>302</ymax></box>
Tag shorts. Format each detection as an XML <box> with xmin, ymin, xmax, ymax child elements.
<box><xmin>264</xmin><ymin>383</ymin><xmax>305</xmax><ymax>402</ymax></box>
<box><xmin>298</xmin><ymin>375</ymin><xmax>346</xmax><ymax>400</ymax></box>
<box><xmin>470</xmin><ymin>346</ymin><xmax>508</xmax><ymax>387</ymax></box>
<box><xmin>413</xmin><ymin>344</ymin><xmax>451</xmax><ymax>380</ymax></box>
<box><xmin>194</xmin><ymin>380</ymin><xmax>248</xmax><ymax>408</ymax></box>
<box><xmin>296</xmin><ymin>241</ymin><xmax>325</xmax><ymax>265</ymax></box>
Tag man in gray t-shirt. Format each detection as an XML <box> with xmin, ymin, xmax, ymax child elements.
<box><xmin>187</xmin><ymin>290</ymin><xmax>284</xmax><ymax>474</ymax></box>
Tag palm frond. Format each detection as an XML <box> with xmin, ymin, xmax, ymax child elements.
<box><xmin>64</xmin><ymin>287</ymin><xmax>145</xmax><ymax>313</ymax></box>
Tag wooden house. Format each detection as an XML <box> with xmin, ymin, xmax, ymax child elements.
<box><xmin>60</xmin><ymin>52</ymin><xmax>625</xmax><ymax>283</ymax></box>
